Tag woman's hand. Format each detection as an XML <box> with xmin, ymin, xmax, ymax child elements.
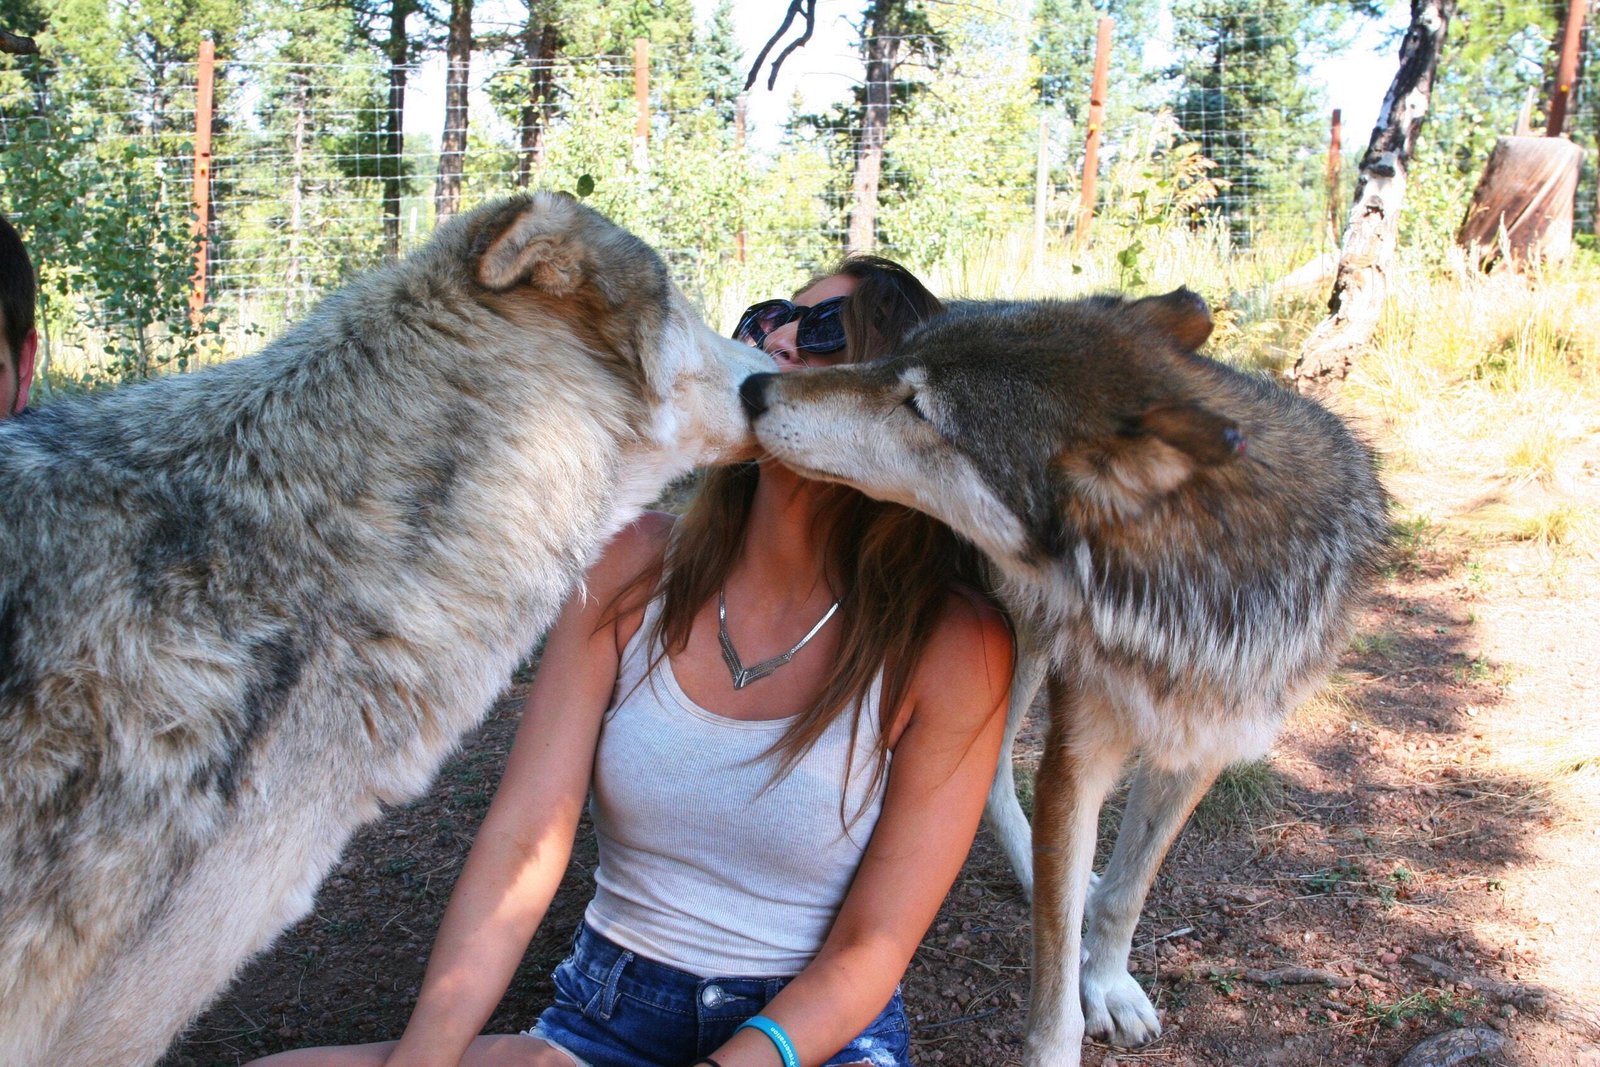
<box><xmin>383</xmin><ymin>515</ymin><xmax>672</xmax><ymax>1067</ymax></box>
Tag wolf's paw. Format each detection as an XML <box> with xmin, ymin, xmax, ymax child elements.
<box><xmin>1080</xmin><ymin>966</ymin><xmax>1161</xmax><ymax>1047</ymax></box>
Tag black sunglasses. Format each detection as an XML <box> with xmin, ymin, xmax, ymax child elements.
<box><xmin>732</xmin><ymin>296</ymin><xmax>848</xmax><ymax>354</ymax></box>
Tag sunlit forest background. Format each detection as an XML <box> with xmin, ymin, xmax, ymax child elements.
<box><xmin>0</xmin><ymin>0</ymin><xmax>1595</xmax><ymax>388</ymax></box>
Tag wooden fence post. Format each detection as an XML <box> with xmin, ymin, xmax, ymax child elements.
<box><xmin>1545</xmin><ymin>0</ymin><xmax>1588</xmax><ymax>137</ymax></box>
<box><xmin>633</xmin><ymin>38</ymin><xmax>649</xmax><ymax>172</ymax></box>
<box><xmin>1325</xmin><ymin>108</ymin><xmax>1342</xmax><ymax>239</ymax></box>
<box><xmin>1075</xmin><ymin>17</ymin><xmax>1113</xmax><ymax>251</ymax></box>
<box><xmin>189</xmin><ymin>34</ymin><xmax>215</xmax><ymax>325</ymax></box>
<box><xmin>1034</xmin><ymin>113</ymin><xmax>1049</xmax><ymax>276</ymax></box>
<box><xmin>735</xmin><ymin>95</ymin><xmax>748</xmax><ymax>264</ymax></box>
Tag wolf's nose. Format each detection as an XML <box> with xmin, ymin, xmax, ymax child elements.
<box><xmin>740</xmin><ymin>373</ymin><xmax>775</xmax><ymax>419</ymax></box>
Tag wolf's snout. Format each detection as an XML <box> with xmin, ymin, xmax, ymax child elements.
<box><xmin>740</xmin><ymin>372</ymin><xmax>776</xmax><ymax>419</ymax></box>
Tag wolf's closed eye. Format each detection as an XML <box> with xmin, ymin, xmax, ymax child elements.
<box><xmin>901</xmin><ymin>395</ymin><xmax>930</xmax><ymax>422</ymax></box>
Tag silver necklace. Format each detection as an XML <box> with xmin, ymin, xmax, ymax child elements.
<box><xmin>718</xmin><ymin>588</ymin><xmax>841</xmax><ymax>690</ymax></box>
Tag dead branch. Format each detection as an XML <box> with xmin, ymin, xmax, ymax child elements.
<box><xmin>1242</xmin><ymin>965</ymin><xmax>1355</xmax><ymax>988</ymax></box>
<box><xmin>1289</xmin><ymin>0</ymin><xmax>1454</xmax><ymax>392</ymax></box>
<box><xmin>743</xmin><ymin>0</ymin><xmax>816</xmax><ymax>92</ymax></box>
<box><xmin>1405</xmin><ymin>953</ymin><xmax>1546</xmax><ymax>1010</ymax></box>
<box><xmin>1395</xmin><ymin>1026</ymin><xmax>1506</xmax><ymax>1067</ymax></box>
<box><xmin>1183</xmin><ymin>964</ymin><xmax>1355</xmax><ymax>988</ymax></box>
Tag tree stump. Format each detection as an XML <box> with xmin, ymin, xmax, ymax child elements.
<box><xmin>1457</xmin><ymin>135</ymin><xmax>1584</xmax><ymax>269</ymax></box>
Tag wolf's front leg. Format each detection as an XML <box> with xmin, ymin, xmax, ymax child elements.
<box><xmin>1081</xmin><ymin>759</ymin><xmax>1216</xmax><ymax>1047</ymax></box>
<box><xmin>1023</xmin><ymin>702</ymin><xmax>1128</xmax><ymax>1067</ymax></box>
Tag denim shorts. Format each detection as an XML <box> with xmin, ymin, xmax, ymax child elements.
<box><xmin>524</xmin><ymin>923</ymin><xmax>911</xmax><ymax>1067</ymax></box>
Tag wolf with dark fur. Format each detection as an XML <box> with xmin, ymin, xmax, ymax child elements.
<box><xmin>0</xmin><ymin>192</ymin><xmax>767</xmax><ymax>1067</ymax></box>
<box><xmin>743</xmin><ymin>289</ymin><xmax>1388</xmax><ymax>1066</ymax></box>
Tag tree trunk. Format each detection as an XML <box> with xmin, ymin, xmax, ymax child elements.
<box><xmin>845</xmin><ymin>14</ymin><xmax>899</xmax><ymax>254</ymax></box>
<box><xmin>287</xmin><ymin>71</ymin><xmax>308</xmax><ymax>309</ymax></box>
<box><xmin>434</xmin><ymin>0</ymin><xmax>473</xmax><ymax>221</ymax></box>
<box><xmin>516</xmin><ymin>18</ymin><xmax>559</xmax><ymax>189</ymax></box>
<box><xmin>1290</xmin><ymin>0</ymin><xmax>1455</xmax><ymax>392</ymax></box>
<box><xmin>382</xmin><ymin>0</ymin><xmax>416</xmax><ymax>260</ymax></box>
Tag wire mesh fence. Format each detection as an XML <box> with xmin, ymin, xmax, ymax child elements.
<box><xmin>0</xmin><ymin>4</ymin><xmax>1593</xmax><ymax>387</ymax></box>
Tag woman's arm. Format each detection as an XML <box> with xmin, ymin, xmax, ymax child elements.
<box><xmin>708</xmin><ymin>592</ymin><xmax>1013</xmax><ymax>1067</ymax></box>
<box><xmin>381</xmin><ymin>515</ymin><xmax>671</xmax><ymax>1067</ymax></box>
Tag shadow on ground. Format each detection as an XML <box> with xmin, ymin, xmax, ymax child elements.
<box><xmin>163</xmin><ymin>535</ymin><xmax>1593</xmax><ymax>1067</ymax></box>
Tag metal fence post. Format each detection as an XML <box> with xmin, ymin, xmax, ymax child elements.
<box><xmin>1034</xmin><ymin>113</ymin><xmax>1049</xmax><ymax>276</ymax></box>
<box><xmin>633</xmin><ymin>38</ymin><xmax>649</xmax><ymax>172</ymax></box>
<box><xmin>1075</xmin><ymin>17</ymin><xmax>1113</xmax><ymax>252</ymax></box>
<box><xmin>189</xmin><ymin>34</ymin><xmax>215</xmax><ymax>325</ymax></box>
<box><xmin>1545</xmin><ymin>0</ymin><xmax>1588</xmax><ymax>137</ymax></box>
<box><xmin>1325</xmin><ymin>108</ymin><xmax>1342</xmax><ymax>240</ymax></box>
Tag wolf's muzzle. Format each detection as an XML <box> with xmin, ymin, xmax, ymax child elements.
<box><xmin>740</xmin><ymin>372</ymin><xmax>776</xmax><ymax>419</ymax></box>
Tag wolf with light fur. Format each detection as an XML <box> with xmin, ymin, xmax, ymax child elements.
<box><xmin>0</xmin><ymin>192</ymin><xmax>767</xmax><ymax>1067</ymax></box>
<box><xmin>743</xmin><ymin>289</ymin><xmax>1388</xmax><ymax>1066</ymax></box>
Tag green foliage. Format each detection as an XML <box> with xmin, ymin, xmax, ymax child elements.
<box><xmin>875</xmin><ymin>5</ymin><xmax>1036</xmax><ymax>268</ymax></box>
<box><xmin>1</xmin><ymin>112</ymin><xmax>212</xmax><ymax>384</ymax></box>
<box><xmin>46</xmin><ymin>0</ymin><xmax>247</xmax><ymax>101</ymax></box>
<box><xmin>693</xmin><ymin>0</ymin><xmax>743</xmax><ymax>123</ymax></box>
<box><xmin>556</xmin><ymin>0</ymin><xmax>695</xmax><ymax>56</ymax></box>
<box><xmin>1098</xmin><ymin>111</ymin><xmax>1224</xmax><ymax>288</ymax></box>
<box><xmin>1363</xmin><ymin>989</ymin><xmax>1483</xmax><ymax>1029</ymax></box>
<box><xmin>1167</xmin><ymin>0</ymin><xmax>1348</xmax><ymax>242</ymax></box>
<box><xmin>220</xmin><ymin>0</ymin><xmax>397</xmax><ymax>323</ymax></box>
<box><xmin>3</xmin><ymin>0</ymin><xmax>1592</xmax><ymax>385</ymax></box>
<box><xmin>78</xmin><ymin>144</ymin><xmax>212</xmax><ymax>380</ymax></box>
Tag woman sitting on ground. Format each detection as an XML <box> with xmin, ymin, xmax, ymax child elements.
<box><xmin>249</xmin><ymin>255</ymin><xmax>1013</xmax><ymax>1067</ymax></box>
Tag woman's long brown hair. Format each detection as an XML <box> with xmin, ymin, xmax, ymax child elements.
<box><xmin>613</xmin><ymin>256</ymin><xmax>1006</xmax><ymax>822</ymax></box>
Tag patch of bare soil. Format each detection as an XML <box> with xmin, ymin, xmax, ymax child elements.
<box><xmin>163</xmin><ymin>444</ymin><xmax>1600</xmax><ymax>1067</ymax></box>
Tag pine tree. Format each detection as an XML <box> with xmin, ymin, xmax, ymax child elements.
<box><xmin>1031</xmin><ymin>0</ymin><xmax>1158</xmax><ymax>118</ymax></box>
<box><xmin>694</xmin><ymin>0</ymin><xmax>742</xmax><ymax>125</ymax></box>
<box><xmin>844</xmin><ymin>0</ymin><xmax>940</xmax><ymax>253</ymax></box>
<box><xmin>352</xmin><ymin>0</ymin><xmax>440</xmax><ymax>256</ymax></box>
<box><xmin>433</xmin><ymin>0</ymin><xmax>472</xmax><ymax>220</ymax></box>
<box><xmin>1168</xmin><ymin>0</ymin><xmax>1337</xmax><ymax>239</ymax></box>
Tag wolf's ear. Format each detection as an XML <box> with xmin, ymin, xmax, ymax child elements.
<box><xmin>1054</xmin><ymin>402</ymin><xmax>1245</xmax><ymax>523</ymax></box>
<box><xmin>1128</xmin><ymin>287</ymin><xmax>1213</xmax><ymax>351</ymax></box>
<box><xmin>475</xmin><ymin>192</ymin><xmax>587</xmax><ymax>294</ymax></box>
<box><xmin>1139</xmin><ymin>402</ymin><xmax>1246</xmax><ymax>466</ymax></box>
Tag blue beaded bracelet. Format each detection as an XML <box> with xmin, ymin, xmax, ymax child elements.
<box><xmin>736</xmin><ymin>1013</ymin><xmax>801</xmax><ymax>1067</ymax></box>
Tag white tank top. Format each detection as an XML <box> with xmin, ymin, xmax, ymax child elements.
<box><xmin>583</xmin><ymin>595</ymin><xmax>888</xmax><ymax>977</ymax></box>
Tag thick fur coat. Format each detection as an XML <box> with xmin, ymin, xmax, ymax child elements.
<box><xmin>744</xmin><ymin>290</ymin><xmax>1389</xmax><ymax>1066</ymax></box>
<box><xmin>0</xmin><ymin>192</ymin><xmax>766</xmax><ymax>1067</ymax></box>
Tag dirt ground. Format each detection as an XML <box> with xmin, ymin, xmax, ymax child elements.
<box><xmin>162</xmin><ymin>421</ymin><xmax>1600</xmax><ymax>1067</ymax></box>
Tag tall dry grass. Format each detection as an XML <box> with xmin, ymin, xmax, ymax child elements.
<box><xmin>923</xmin><ymin>225</ymin><xmax>1599</xmax><ymax>553</ymax></box>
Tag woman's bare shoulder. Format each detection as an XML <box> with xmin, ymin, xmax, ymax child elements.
<box><xmin>913</xmin><ymin>587</ymin><xmax>1014</xmax><ymax>723</ymax></box>
<box><xmin>585</xmin><ymin>511</ymin><xmax>675</xmax><ymax>601</ymax></box>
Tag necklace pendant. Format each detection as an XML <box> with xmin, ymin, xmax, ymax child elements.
<box><xmin>718</xmin><ymin>589</ymin><xmax>840</xmax><ymax>690</ymax></box>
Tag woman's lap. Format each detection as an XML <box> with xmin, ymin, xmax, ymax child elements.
<box><xmin>250</xmin><ymin>923</ymin><xmax>906</xmax><ymax>1067</ymax></box>
<box><xmin>525</xmin><ymin>923</ymin><xmax>910</xmax><ymax>1067</ymax></box>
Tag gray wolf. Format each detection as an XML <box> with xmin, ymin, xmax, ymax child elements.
<box><xmin>0</xmin><ymin>192</ymin><xmax>767</xmax><ymax>1067</ymax></box>
<box><xmin>741</xmin><ymin>289</ymin><xmax>1388</xmax><ymax>1066</ymax></box>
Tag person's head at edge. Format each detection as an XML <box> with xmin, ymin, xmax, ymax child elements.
<box><xmin>0</xmin><ymin>213</ymin><xmax>38</xmax><ymax>418</ymax></box>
